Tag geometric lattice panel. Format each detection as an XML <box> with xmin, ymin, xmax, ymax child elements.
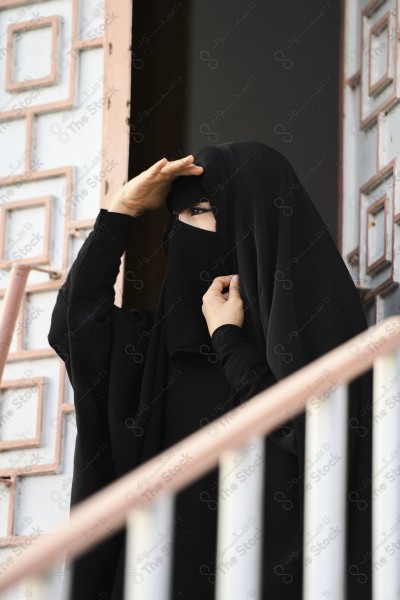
<box><xmin>0</xmin><ymin>378</ymin><xmax>44</xmax><ymax>451</ymax></box>
<box><xmin>359</xmin><ymin>163</ymin><xmax>394</xmax><ymax>294</ymax></box>
<box><xmin>342</xmin><ymin>0</ymin><xmax>400</xmax><ymax>322</ymax></box>
<box><xmin>361</xmin><ymin>2</ymin><xmax>397</xmax><ymax>126</ymax></box>
<box><xmin>5</xmin><ymin>16</ymin><xmax>59</xmax><ymax>92</ymax></box>
<box><xmin>0</xmin><ymin>197</ymin><xmax>52</xmax><ymax>268</ymax></box>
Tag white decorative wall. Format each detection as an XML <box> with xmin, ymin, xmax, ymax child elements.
<box><xmin>341</xmin><ymin>0</ymin><xmax>400</xmax><ymax>325</ymax></box>
<box><xmin>0</xmin><ymin>0</ymin><xmax>132</xmax><ymax>597</ymax></box>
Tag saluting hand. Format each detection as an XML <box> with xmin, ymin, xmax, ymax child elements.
<box><xmin>109</xmin><ymin>155</ymin><xmax>204</xmax><ymax>217</ymax></box>
<box><xmin>202</xmin><ymin>274</ymin><xmax>244</xmax><ymax>337</ymax></box>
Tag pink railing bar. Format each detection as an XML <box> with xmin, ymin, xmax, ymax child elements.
<box><xmin>0</xmin><ymin>261</ymin><xmax>61</xmax><ymax>382</ymax></box>
<box><xmin>0</xmin><ymin>263</ymin><xmax>30</xmax><ymax>381</ymax></box>
<box><xmin>0</xmin><ymin>315</ymin><xmax>399</xmax><ymax>595</ymax></box>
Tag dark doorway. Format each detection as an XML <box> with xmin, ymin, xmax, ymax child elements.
<box><xmin>124</xmin><ymin>0</ymin><xmax>340</xmax><ymax>311</ymax></box>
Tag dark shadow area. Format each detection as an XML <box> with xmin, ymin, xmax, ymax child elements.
<box><xmin>124</xmin><ymin>0</ymin><xmax>340</xmax><ymax>310</ymax></box>
<box><xmin>124</xmin><ymin>0</ymin><xmax>189</xmax><ymax>310</ymax></box>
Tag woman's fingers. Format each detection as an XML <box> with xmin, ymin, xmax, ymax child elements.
<box><xmin>158</xmin><ymin>155</ymin><xmax>190</xmax><ymax>174</ymax></box>
<box><xmin>159</xmin><ymin>154</ymin><xmax>204</xmax><ymax>177</ymax></box>
<box><xmin>179</xmin><ymin>164</ymin><xmax>204</xmax><ymax>175</ymax></box>
<box><xmin>202</xmin><ymin>275</ymin><xmax>234</xmax><ymax>301</ymax></box>
<box><xmin>208</xmin><ymin>274</ymin><xmax>235</xmax><ymax>291</ymax></box>
<box><xmin>148</xmin><ymin>157</ymin><xmax>168</xmax><ymax>174</ymax></box>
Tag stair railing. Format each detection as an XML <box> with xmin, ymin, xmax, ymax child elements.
<box><xmin>0</xmin><ymin>315</ymin><xmax>399</xmax><ymax>600</ymax></box>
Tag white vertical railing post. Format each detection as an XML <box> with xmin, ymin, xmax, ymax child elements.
<box><xmin>372</xmin><ymin>348</ymin><xmax>400</xmax><ymax>600</ymax></box>
<box><xmin>124</xmin><ymin>493</ymin><xmax>174</xmax><ymax>600</ymax></box>
<box><xmin>23</xmin><ymin>574</ymin><xmax>48</xmax><ymax>599</ymax></box>
<box><xmin>215</xmin><ymin>436</ymin><xmax>264</xmax><ymax>600</ymax></box>
<box><xmin>303</xmin><ymin>383</ymin><xmax>348</xmax><ymax>598</ymax></box>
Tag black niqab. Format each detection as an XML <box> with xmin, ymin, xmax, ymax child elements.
<box><xmin>162</xmin><ymin>211</ymin><xmax>235</xmax><ymax>363</ymax></box>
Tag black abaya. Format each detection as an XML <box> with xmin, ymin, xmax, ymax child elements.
<box><xmin>48</xmin><ymin>140</ymin><xmax>372</xmax><ymax>600</ymax></box>
<box><xmin>47</xmin><ymin>207</ymin><xmax>301</xmax><ymax>598</ymax></box>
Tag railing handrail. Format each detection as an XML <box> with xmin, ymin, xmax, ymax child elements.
<box><xmin>1</xmin><ymin>315</ymin><xmax>399</xmax><ymax>594</ymax></box>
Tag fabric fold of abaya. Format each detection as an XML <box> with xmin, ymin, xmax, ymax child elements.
<box><xmin>48</xmin><ymin>140</ymin><xmax>372</xmax><ymax>600</ymax></box>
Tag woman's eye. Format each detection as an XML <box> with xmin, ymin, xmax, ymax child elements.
<box><xmin>172</xmin><ymin>206</ymin><xmax>211</xmax><ymax>218</ymax></box>
<box><xmin>191</xmin><ymin>206</ymin><xmax>208</xmax><ymax>215</ymax></box>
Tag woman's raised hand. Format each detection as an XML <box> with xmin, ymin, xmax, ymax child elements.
<box><xmin>108</xmin><ymin>154</ymin><xmax>204</xmax><ymax>217</ymax></box>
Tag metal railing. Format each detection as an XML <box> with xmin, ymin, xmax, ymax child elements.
<box><xmin>0</xmin><ymin>315</ymin><xmax>399</xmax><ymax>599</ymax></box>
<box><xmin>0</xmin><ymin>262</ymin><xmax>61</xmax><ymax>382</ymax></box>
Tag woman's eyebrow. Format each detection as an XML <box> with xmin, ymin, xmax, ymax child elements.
<box><xmin>188</xmin><ymin>199</ymin><xmax>209</xmax><ymax>207</ymax></box>
<box><xmin>173</xmin><ymin>199</ymin><xmax>210</xmax><ymax>214</ymax></box>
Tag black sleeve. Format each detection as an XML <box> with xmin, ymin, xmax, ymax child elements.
<box><xmin>47</xmin><ymin>207</ymin><xmax>152</xmax><ymax>496</ymax></box>
<box><xmin>47</xmin><ymin>208</ymin><xmax>156</xmax><ymax>600</ymax></box>
<box><xmin>210</xmin><ymin>323</ymin><xmax>298</xmax><ymax>456</ymax></box>
<box><xmin>47</xmin><ymin>208</ymin><xmax>143</xmax><ymax>383</ymax></box>
<box><xmin>210</xmin><ymin>323</ymin><xmax>277</xmax><ymax>400</ymax></box>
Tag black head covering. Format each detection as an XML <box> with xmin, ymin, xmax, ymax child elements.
<box><xmin>161</xmin><ymin>141</ymin><xmax>369</xmax><ymax>368</ymax></box>
<box><xmin>135</xmin><ymin>141</ymin><xmax>371</xmax><ymax>597</ymax></box>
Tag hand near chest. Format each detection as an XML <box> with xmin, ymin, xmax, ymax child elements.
<box><xmin>202</xmin><ymin>274</ymin><xmax>244</xmax><ymax>337</ymax></box>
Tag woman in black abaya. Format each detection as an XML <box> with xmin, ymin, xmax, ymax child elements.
<box><xmin>48</xmin><ymin>141</ymin><xmax>372</xmax><ymax>600</ymax></box>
